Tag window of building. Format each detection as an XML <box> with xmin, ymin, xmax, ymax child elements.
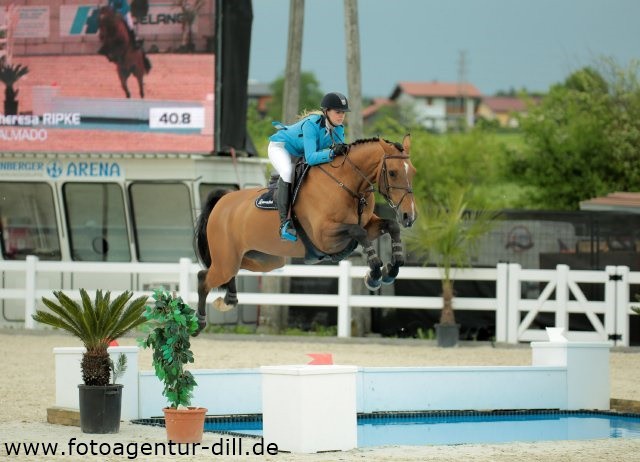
<box><xmin>0</xmin><ymin>182</ymin><xmax>61</xmax><ymax>260</ymax></box>
<box><xmin>130</xmin><ymin>182</ymin><xmax>196</xmax><ymax>262</ymax></box>
<box><xmin>198</xmin><ymin>183</ymin><xmax>239</xmax><ymax>210</ymax></box>
<box><xmin>63</xmin><ymin>183</ymin><xmax>130</xmax><ymax>262</ymax></box>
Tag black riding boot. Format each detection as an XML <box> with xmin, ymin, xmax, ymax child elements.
<box><xmin>128</xmin><ymin>28</ymin><xmax>139</xmax><ymax>49</ymax></box>
<box><xmin>277</xmin><ymin>178</ymin><xmax>297</xmax><ymax>241</ymax></box>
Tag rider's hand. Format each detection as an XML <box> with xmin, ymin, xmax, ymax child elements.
<box><xmin>332</xmin><ymin>143</ymin><xmax>348</xmax><ymax>158</ymax></box>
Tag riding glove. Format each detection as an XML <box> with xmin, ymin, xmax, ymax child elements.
<box><xmin>332</xmin><ymin>143</ymin><xmax>349</xmax><ymax>158</ymax></box>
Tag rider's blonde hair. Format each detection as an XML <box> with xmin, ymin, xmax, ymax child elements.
<box><xmin>297</xmin><ymin>109</ymin><xmax>323</xmax><ymax>120</ymax></box>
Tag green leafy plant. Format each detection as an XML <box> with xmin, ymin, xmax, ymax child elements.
<box><xmin>110</xmin><ymin>353</ymin><xmax>128</xmax><ymax>384</ymax></box>
<box><xmin>32</xmin><ymin>289</ymin><xmax>147</xmax><ymax>386</ymax></box>
<box><xmin>139</xmin><ymin>288</ymin><xmax>199</xmax><ymax>408</ymax></box>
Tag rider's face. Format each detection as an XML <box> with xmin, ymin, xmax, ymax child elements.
<box><xmin>326</xmin><ymin>109</ymin><xmax>346</xmax><ymax>126</ymax></box>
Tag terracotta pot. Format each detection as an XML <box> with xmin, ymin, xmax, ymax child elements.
<box><xmin>163</xmin><ymin>407</ymin><xmax>207</xmax><ymax>443</ymax></box>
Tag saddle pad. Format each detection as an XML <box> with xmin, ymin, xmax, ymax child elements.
<box><xmin>255</xmin><ymin>188</ymin><xmax>277</xmax><ymax>210</ymax></box>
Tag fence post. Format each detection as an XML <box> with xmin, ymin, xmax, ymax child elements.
<box><xmin>604</xmin><ymin>266</ymin><xmax>618</xmax><ymax>345</ymax></box>
<box><xmin>337</xmin><ymin>260</ymin><xmax>352</xmax><ymax>338</ymax></box>
<box><xmin>495</xmin><ymin>263</ymin><xmax>508</xmax><ymax>343</ymax></box>
<box><xmin>506</xmin><ymin>263</ymin><xmax>521</xmax><ymax>343</ymax></box>
<box><xmin>555</xmin><ymin>265</ymin><xmax>569</xmax><ymax>330</ymax></box>
<box><xmin>616</xmin><ymin>265</ymin><xmax>630</xmax><ymax>347</ymax></box>
<box><xmin>25</xmin><ymin>255</ymin><xmax>38</xmax><ymax>329</ymax></box>
<box><xmin>178</xmin><ymin>258</ymin><xmax>191</xmax><ymax>304</ymax></box>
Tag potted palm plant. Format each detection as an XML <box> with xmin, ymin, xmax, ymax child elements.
<box><xmin>139</xmin><ymin>288</ymin><xmax>207</xmax><ymax>443</ymax></box>
<box><xmin>32</xmin><ymin>289</ymin><xmax>147</xmax><ymax>433</ymax></box>
<box><xmin>405</xmin><ymin>187</ymin><xmax>499</xmax><ymax>347</ymax></box>
<box><xmin>0</xmin><ymin>57</ymin><xmax>29</xmax><ymax>115</ymax></box>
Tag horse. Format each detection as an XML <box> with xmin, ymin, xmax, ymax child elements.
<box><xmin>97</xmin><ymin>6</ymin><xmax>151</xmax><ymax>98</ymax></box>
<box><xmin>194</xmin><ymin>135</ymin><xmax>417</xmax><ymax>333</ymax></box>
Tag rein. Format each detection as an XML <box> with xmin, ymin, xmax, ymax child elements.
<box><xmin>316</xmin><ymin>145</ymin><xmax>412</xmax><ymax>224</ymax></box>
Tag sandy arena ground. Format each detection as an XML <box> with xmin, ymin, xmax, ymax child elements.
<box><xmin>0</xmin><ymin>329</ymin><xmax>638</xmax><ymax>461</ymax></box>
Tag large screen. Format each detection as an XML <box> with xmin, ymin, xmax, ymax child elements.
<box><xmin>0</xmin><ymin>0</ymin><xmax>215</xmax><ymax>154</ymax></box>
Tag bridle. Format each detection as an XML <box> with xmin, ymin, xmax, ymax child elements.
<box><xmin>316</xmin><ymin>143</ymin><xmax>413</xmax><ymax>224</ymax></box>
<box><xmin>378</xmin><ymin>154</ymin><xmax>414</xmax><ymax>212</ymax></box>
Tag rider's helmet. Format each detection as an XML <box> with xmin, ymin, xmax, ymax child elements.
<box><xmin>320</xmin><ymin>92</ymin><xmax>350</xmax><ymax>112</ymax></box>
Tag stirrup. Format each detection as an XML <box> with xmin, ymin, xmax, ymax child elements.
<box><xmin>280</xmin><ymin>220</ymin><xmax>297</xmax><ymax>242</ymax></box>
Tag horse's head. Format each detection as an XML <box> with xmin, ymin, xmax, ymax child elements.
<box><xmin>377</xmin><ymin>135</ymin><xmax>417</xmax><ymax>228</ymax></box>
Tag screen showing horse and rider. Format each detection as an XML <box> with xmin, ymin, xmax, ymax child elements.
<box><xmin>0</xmin><ymin>0</ymin><xmax>214</xmax><ymax>153</ymax></box>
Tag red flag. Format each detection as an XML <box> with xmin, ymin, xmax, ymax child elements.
<box><xmin>109</xmin><ymin>340</ymin><xmax>119</xmax><ymax>347</ymax></box>
<box><xmin>306</xmin><ymin>353</ymin><xmax>333</xmax><ymax>365</ymax></box>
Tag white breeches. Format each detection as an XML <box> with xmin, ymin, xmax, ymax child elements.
<box><xmin>124</xmin><ymin>12</ymin><xmax>134</xmax><ymax>31</ymax></box>
<box><xmin>268</xmin><ymin>141</ymin><xmax>294</xmax><ymax>183</ymax></box>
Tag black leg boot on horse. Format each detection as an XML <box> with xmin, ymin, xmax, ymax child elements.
<box><xmin>277</xmin><ymin>178</ymin><xmax>297</xmax><ymax>242</ymax></box>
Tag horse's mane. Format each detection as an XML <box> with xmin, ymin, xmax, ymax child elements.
<box><xmin>349</xmin><ymin>137</ymin><xmax>404</xmax><ymax>152</ymax></box>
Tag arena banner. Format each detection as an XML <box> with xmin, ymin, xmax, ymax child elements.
<box><xmin>60</xmin><ymin>3</ymin><xmax>192</xmax><ymax>37</ymax></box>
<box><xmin>0</xmin><ymin>5</ymin><xmax>49</xmax><ymax>39</ymax></box>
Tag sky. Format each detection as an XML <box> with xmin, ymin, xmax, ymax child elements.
<box><xmin>249</xmin><ymin>0</ymin><xmax>640</xmax><ymax>98</ymax></box>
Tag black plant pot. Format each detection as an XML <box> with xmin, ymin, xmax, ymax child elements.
<box><xmin>435</xmin><ymin>323</ymin><xmax>460</xmax><ymax>348</ymax></box>
<box><xmin>78</xmin><ymin>384</ymin><xmax>123</xmax><ymax>433</ymax></box>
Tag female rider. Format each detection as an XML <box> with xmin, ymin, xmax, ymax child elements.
<box><xmin>268</xmin><ymin>92</ymin><xmax>350</xmax><ymax>241</ymax></box>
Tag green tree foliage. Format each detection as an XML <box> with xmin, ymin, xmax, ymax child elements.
<box><xmin>516</xmin><ymin>59</ymin><xmax>640</xmax><ymax>210</ymax></box>
<box><xmin>408</xmin><ymin>129</ymin><xmax>526</xmax><ymax>210</ymax></box>
<box><xmin>267</xmin><ymin>71</ymin><xmax>324</xmax><ymax>121</ymax></box>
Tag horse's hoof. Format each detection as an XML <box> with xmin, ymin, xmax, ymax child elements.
<box><xmin>213</xmin><ymin>297</ymin><xmax>235</xmax><ymax>312</ymax></box>
<box><xmin>381</xmin><ymin>263</ymin><xmax>398</xmax><ymax>285</ymax></box>
<box><xmin>364</xmin><ymin>273</ymin><xmax>382</xmax><ymax>291</ymax></box>
<box><xmin>194</xmin><ymin>312</ymin><xmax>207</xmax><ymax>336</ymax></box>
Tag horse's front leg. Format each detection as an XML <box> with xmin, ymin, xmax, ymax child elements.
<box><xmin>378</xmin><ymin>219</ymin><xmax>404</xmax><ymax>285</ymax></box>
<box><xmin>344</xmin><ymin>224</ymin><xmax>383</xmax><ymax>291</ymax></box>
<box><xmin>361</xmin><ymin>215</ymin><xmax>405</xmax><ymax>286</ymax></box>
<box><xmin>118</xmin><ymin>70</ymin><xmax>131</xmax><ymax>98</ymax></box>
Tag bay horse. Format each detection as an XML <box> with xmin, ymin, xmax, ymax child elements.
<box><xmin>97</xmin><ymin>6</ymin><xmax>151</xmax><ymax>98</ymax></box>
<box><xmin>194</xmin><ymin>135</ymin><xmax>417</xmax><ymax>333</ymax></box>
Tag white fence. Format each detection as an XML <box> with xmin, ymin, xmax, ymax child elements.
<box><xmin>1</xmin><ymin>256</ymin><xmax>637</xmax><ymax>346</ymax></box>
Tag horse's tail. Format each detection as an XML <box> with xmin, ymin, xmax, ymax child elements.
<box><xmin>194</xmin><ymin>192</ymin><xmax>224</xmax><ymax>268</ymax></box>
<box><xmin>143</xmin><ymin>53</ymin><xmax>151</xmax><ymax>74</ymax></box>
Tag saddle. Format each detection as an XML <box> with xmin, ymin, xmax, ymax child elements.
<box><xmin>254</xmin><ymin>161</ymin><xmax>357</xmax><ymax>264</ymax></box>
<box><xmin>255</xmin><ymin>161</ymin><xmax>308</xmax><ymax>211</ymax></box>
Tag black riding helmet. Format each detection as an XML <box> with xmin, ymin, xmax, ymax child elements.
<box><xmin>321</xmin><ymin>92</ymin><xmax>351</xmax><ymax>112</ymax></box>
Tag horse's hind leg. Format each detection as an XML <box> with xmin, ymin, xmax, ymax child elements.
<box><xmin>196</xmin><ymin>269</ymin><xmax>209</xmax><ymax>334</ymax></box>
<box><xmin>136</xmin><ymin>72</ymin><xmax>144</xmax><ymax>98</ymax></box>
<box><xmin>213</xmin><ymin>277</ymin><xmax>237</xmax><ymax>311</ymax></box>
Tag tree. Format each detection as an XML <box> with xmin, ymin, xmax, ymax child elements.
<box><xmin>404</xmin><ymin>186</ymin><xmax>499</xmax><ymax>346</ymax></box>
<box><xmin>267</xmin><ymin>71</ymin><xmax>324</xmax><ymax>121</ymax></box>
<box><xmin>516</xmin><ymin>59</ymin><xmax>640</xmax><ymax>210</ymax></box>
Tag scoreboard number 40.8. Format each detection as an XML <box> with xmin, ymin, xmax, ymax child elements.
<box><xmin>149</xmin><ymin>107</ymin><xmax>205</xmax><ymax>129</ymax></box>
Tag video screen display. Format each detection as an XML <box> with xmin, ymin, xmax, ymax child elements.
<box><xmin>0</xmin><ymin>0</ymin><xmax>215</xmax><ymax>154</ymax></box>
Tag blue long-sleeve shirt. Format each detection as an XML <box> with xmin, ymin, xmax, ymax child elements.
<box><xmin>269</xmin><ymin>114</ymin><xmax>345</xmax><ymax>166</ymax></box>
